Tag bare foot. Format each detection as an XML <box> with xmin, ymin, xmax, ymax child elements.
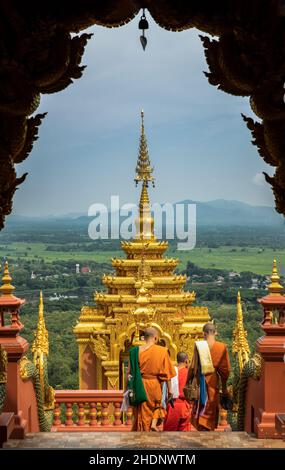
<box><xmin>151</xmin><ymin>426</ymin><xmax>161</xmax><ymax>432</ymax></box>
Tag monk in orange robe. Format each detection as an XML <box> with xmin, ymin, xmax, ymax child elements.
<box><xmin>130</xmin><ymin>327</ymin><xmax>176</xmax><ymax>432</ymax></box>
<box><xmin>163</xmin><ymin>352</ymin><xmax>191</xmax><ymax>431</ymax></box>
<box><xmin>188</xmin><ymin>323</ymin><xmax>231</xmax><ymax>431</ymax></box>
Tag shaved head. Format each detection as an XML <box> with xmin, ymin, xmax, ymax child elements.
<box><xmin>203</xmin><ymin>322</ymin><xmax>216</xmax><ymax>336</ymax></box>
<box><xmin>177</xmin><ymin>352</ymin><xmax>189</xmax><ymax>364</ymax></box>
<box><xmin>144</xmin><ymin>327</ymin><xmax>159</xmax><ymax>341</ymax></box>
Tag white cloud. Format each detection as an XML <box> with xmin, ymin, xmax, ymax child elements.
<box><xmin>252</xmin><ymin>172</ymin><xmax>266</xmax><ymax>187</ymax></box>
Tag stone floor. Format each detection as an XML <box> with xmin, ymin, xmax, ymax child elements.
<box><xmin>3</xmin><ymin>432</ymin><xmax>285</xmax><ymax>449</ymax></box>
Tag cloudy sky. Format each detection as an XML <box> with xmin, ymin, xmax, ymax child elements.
<box><xmin>13</xmin><ymin>14</ymin><xmax>274</xmax><ymax>216</ymax></box>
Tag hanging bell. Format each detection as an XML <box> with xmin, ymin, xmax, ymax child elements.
<box><xmin>138</xmin><ymin>9</ymin><xmax>149</xmax><ymax>50</ymax></box>
<box><xmin>138</xmin><ymin>15</ymin><xmax>149</xmax><ymax>30</ymax></box>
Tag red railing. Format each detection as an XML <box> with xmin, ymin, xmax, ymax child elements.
<box><xmin>51</xmin><ymin>390</ymin><xmax>230</xmax><ymax>432</ymax></box>
<box><xmin>52</xmin><ymin>390</ymin><xmax>133</xmax><ymax>432</ymax></box>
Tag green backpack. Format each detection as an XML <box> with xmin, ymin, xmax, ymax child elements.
<box><xmin>127</xmin><ymin>346</ymin><xmax>148</xmax><ymax>406</ymax></box>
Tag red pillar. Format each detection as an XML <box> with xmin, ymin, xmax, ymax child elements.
<box><xmin>0</xmin><ymin>262</ymin><xmax>39</xmax><ymax>437</ymax></box>
<box><xmin>245</xmin><ymin>260</ymin><xmax>285</xmax><ymax>438</ymax></box>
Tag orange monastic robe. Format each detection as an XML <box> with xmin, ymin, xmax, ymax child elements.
<box><xmin>191</xmin><ymin>341</ymin><xmax>231</xmax><ymax>431</ymax></box>
<box><xmin>163</xmin><ymin>366</ymin><xmax>191</xmax><ymax>431</ymax></box>
<box><xmin>132</xmin><ymin>344</ymin><xmax>176</xmax><ymax>431</ymax></box>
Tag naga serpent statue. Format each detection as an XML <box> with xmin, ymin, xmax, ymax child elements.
<box><xmin>19</xmin><ymin>291</ymin><xmax>54</xmax><ymax>432</ymax></box>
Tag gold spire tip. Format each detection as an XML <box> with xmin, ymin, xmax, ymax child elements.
<box><xmin>0</xmin><ymin>260</ymin><xmax>15</xmax><ymax>296</ymax></box>
<box><xmin>32</xmin><ymin>290</ymin><xmax>49</xmax><ymax>356</ymax></box>
<box><xmin>268</xmin><ymin>258</ymin><xmax>283</xmax><ymax>295</ymax></box>
<box><xmin>232</xmin><ymin>288</ymin><xmax>250</xmax><ymax>361</ymax></box>
<box><xmin>39</xmin><ymin>290</ymin><xmax>44</xmax><ymax>314</ymax></box>
<box><xmin>141</xmin><ymin>109</ymin><xmax>144</xmax><ymax>130</ymax></box>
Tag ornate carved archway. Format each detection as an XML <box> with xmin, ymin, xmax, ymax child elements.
<box><xmin>87</xmin><ymin>321</ymin><xmax>178</xmax><ymax>390</ymax></box>
<box><xmin>1</xmin><ymin>0</ymin><xmax>285</xmax><ymax>228</ymax></box>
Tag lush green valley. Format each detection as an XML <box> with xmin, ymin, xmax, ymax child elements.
<box><xmin>1</xmin><ymin>220</ymin><xmax>284</xmax><ymax>389</ymax></box>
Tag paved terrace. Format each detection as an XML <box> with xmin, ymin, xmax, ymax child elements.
<box><xmin>4</xmin><ymin>432</ymin><xmax>285</xmax><ymax>449</ymax></box>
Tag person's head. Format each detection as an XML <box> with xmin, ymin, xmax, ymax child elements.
<box><xmin>203</xmin><ymin>322</ymin><xmax>217</xmax><ymax>340</ymax></box>
<box><xmin>144</xmin><ymin>327</ymin><xmax>159</xmax><ymax>344</ymax></box>
<box><xmin>177</xmin><ymin>351</ymin><xmax>189</xmax><ymax>366</ymax></box>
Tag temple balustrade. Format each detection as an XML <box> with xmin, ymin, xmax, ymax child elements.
<box><xmin>52</xmin><ymin>390</ymin><xmax>132</xmax><ymax>432</ymax></box>
<box><xmin>51</xmin><ymin>390</ymin><xmax>230</xmax><ymax>432</ymax></box>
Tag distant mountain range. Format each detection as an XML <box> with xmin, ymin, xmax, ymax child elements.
<box><xmin>176</xmin><ymin>199</ymin><xmax>284</xmax><ymax>226</ymax></box>
<box><xmin>9</xmin><ymin>199</ymin><xmax>284</xmax><ymax>227</ymax></box>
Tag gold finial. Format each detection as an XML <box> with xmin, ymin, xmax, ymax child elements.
<box><xmin>134</xmin><ymin>111</ymin><xmax>155</xmax><ymax>239</ymax></box>
<box><xmin>39</xmin><ymin>290</ymin><xmax>44</xmax><ymax>317</ymax></box>
<box><xmin>232</xmin><ymin>291</ymin><xmax>250</xmax><ymax>371</ymax></box>
<box><xmin>0</xmin><ymin>261</ymin><xmax>15</xmax><ymax>297</ymax></box>
<box><xmin>135</xmin><ymin>109</ymin><xmax>155</xmax><ymax>187</ymax></box>
<box><xmin>32</xmin><ymin>291</ymin><xmax>49</xmax><ymax>357</ymax></box>
<box><xmin>268</xmin><ymin>259</ymin><xmax>283</xmax><ymax>295</ymax></box>
<box><xmin>237</xmin><ymin>290</ymin><xmax>241</xmax><ymax>305</ymax></box>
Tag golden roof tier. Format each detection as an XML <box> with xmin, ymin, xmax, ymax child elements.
<box><xmin>74</xmin><ymin>111</ymin><xmax>210</xmax><ymax>390</ymax></box>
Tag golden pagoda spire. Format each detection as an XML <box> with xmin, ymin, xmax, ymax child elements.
<box><xmin>134</xmin><ymin>110</ymin><xmax>155</xmax><ymax>240</ymax></box>
<box><xmin>135</xmin><ymin>110</ymin><xmax>155</xmax><ymax>187</ymax></box>
<box><xmin>74</xmin><ymin>109</ymin><xmax>211</xmax><ymax>391</ymax></box>
<box><xmin>0</xmin><ymin>261</ymin><xmax>15</xmax><ymax>297</ymax></box>
<box><xmin>232</xmin><ymin>291</ymin><xmax>250</xmax><ymax>372</ymax></box>
<box><xmin>32</xmin><ymin>291</ymin><xmax>49</xmax><ymax>357</ymax></box>
<box><xmin>268</xmin><ymin>259</ymin><xmax>283</xmax><ymax>295</ymax></box>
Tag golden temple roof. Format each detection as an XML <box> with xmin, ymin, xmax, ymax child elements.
<box><xmin>111</xmin><ymin>258</ymin><xmax>179</xmax><ymax>267</ymax></box>
<box><xmin>94</xmin><ymin>292</ymin><xmax>195</xmax><ymax>304</ymax></box>
<box><xmin>102</xmin><ymin>274</ymin><xmax>186</xmax><ymax>286</ymax></box>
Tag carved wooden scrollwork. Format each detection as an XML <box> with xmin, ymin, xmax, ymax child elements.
<box><xmin>0</xmin><ymin>0</ymin><xmax>285</xmax><ymax>228</ymax></box>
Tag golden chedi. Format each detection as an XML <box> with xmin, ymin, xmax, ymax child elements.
<box><xmin>74</xmin><ymin>111</ymin><xmax>210</xmax><ymax>390</ymax></box>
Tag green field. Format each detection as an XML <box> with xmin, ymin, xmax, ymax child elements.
<box><xmin>0</xmin><ymin>230</ymin><xmax>278</xmax><ymax>390</ymax></box>
<box><xmin>171</xmin><ymin>246</ymin><xmax>285</xmax><ymax>274</ymax></box>
<box><xmin>0</xmin><ymin>242</ymin><xmax>284</xmax><ymax>275</ymax></box>
<box><xmin>0</xmin><ymin>242</ymin><xmax>118</xmax><ymax>264</ymax></box>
